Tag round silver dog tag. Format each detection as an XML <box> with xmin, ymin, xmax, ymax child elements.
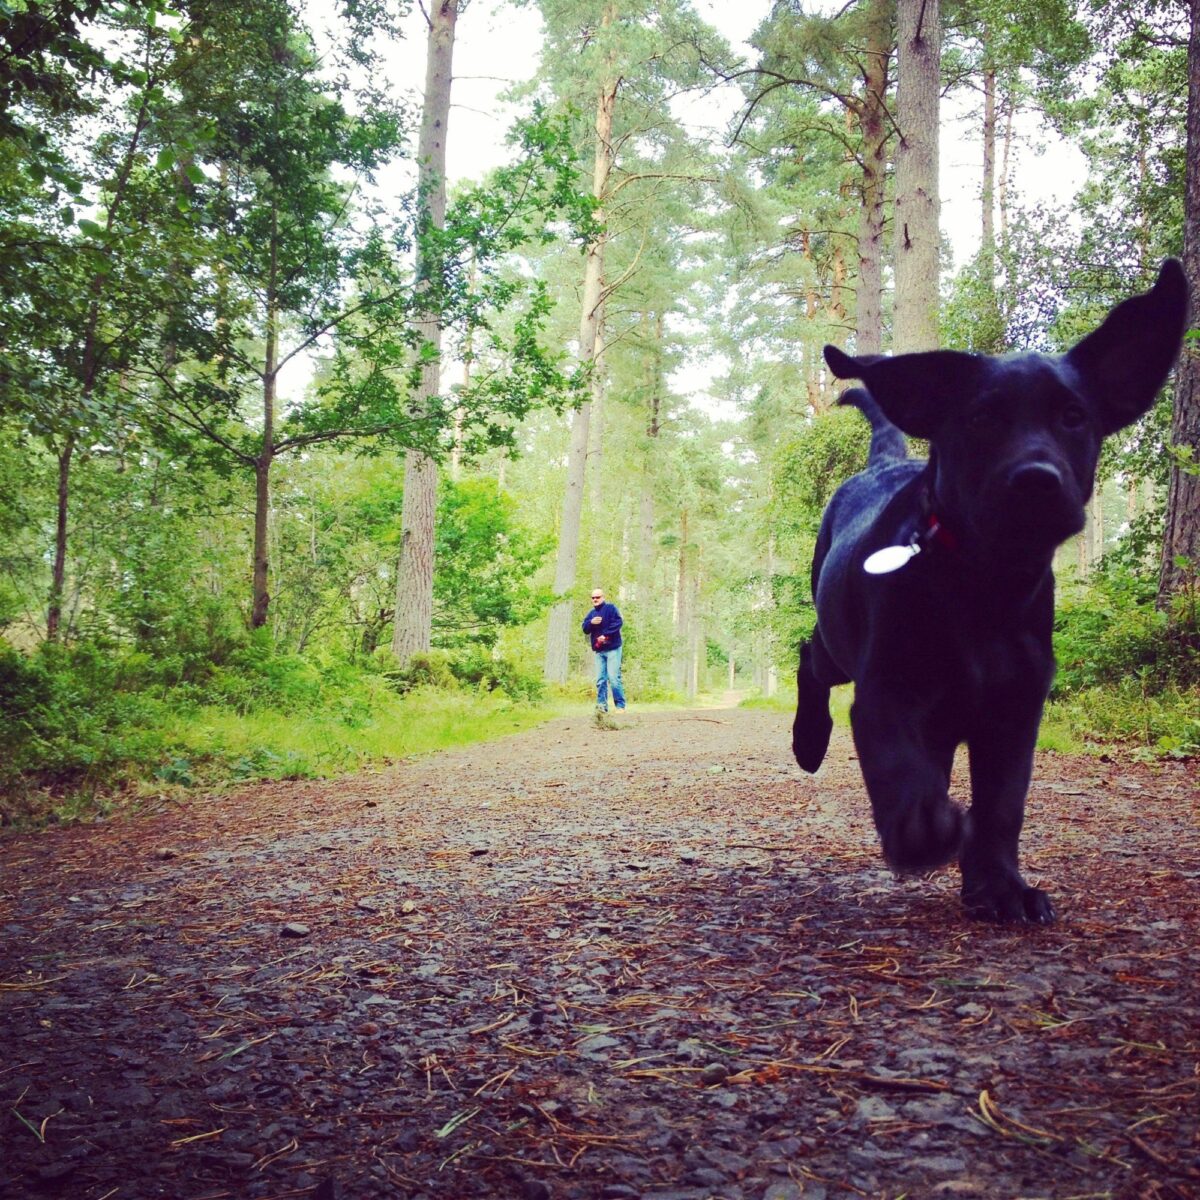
<box><xmin>863</xmin><ymin>544</ymin><xmax>921</xmax><ymax>574</ymax></box>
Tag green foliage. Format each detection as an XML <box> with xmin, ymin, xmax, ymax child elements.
<box><xmin>0</xmin><ymin>630</ymin><xmax>564</xmax><ymax>823</ymax></box>
<box><xmin>1054</xmin><ymin>568</ymin><xmax>1197</xmax><ymax>695</ymax></box>
<box><xmin>760</xmin><ymin>406</ymin><xmax>872</xmax><ymax>672</ymax></box>
<box><xmin>773</xmin><ymin>407</ymin><xmax>872</xmax><ymax>535</ymax></box>
<box><xmin>434</xmin><ymin>478</ymin><xmax>555</xmax><ymax>646</ymax></box>
<box><xmin>447</xmin><ymin>648</ymin><xmax>546</xmax><ymax>702</ymax></box>
<box><xmin>0</xmin><ymin>640</ymin><xmax>169</xmax><ymax>813</ymax></box>
<box><xmin>378</xmin><ymin>648</ymin><xmax>459</xmax><ymax>694</ymax></box>
<box><xmin>1046</xmin><ymin>682</ymin><xmax>1199</xmax><ymax>755</ymax></box>
<box><xmin>941</xmin><ymin>251</ymin><xmax>1009</xmax><ymax>354</ymax></box>
<box><xmin>1050</xmin><ymin>565</ymin><xmax>1199</xmax><ymax>754</ymax></box>
<box><xmin>377</xmin><ymin>644</ymin><xmax>547</xmax><ymax>702</ymax></box>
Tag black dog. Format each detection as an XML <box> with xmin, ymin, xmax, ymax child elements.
<box><xmin>792</xmin><ymin>260</ymin><xmax>1188</xmax><ymax>923</ymax></box>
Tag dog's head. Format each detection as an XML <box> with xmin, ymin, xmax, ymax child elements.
<box><xmin>824</xmin><ymin>259</ymin><xmax>1189</xmax><ymax>559</ymax></box>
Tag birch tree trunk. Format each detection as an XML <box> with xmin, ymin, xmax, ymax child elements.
<box><xmin>544</xmin><ymin>14</ymin><xmax>617</xmax><ymax>683</ymax></box>
<box><xmin>893</xmin><ymin>0</ymin><xmax>941</xmax><ymax>353</ymax></box>
<box><xmin>393</xmin><ymin>0</ymin><xmax>457</xmax><ymax>663</ymax></box>
<box><xmin>687</xmin><ymin>557</ymin><xmax>702</xmax><ymax>700</ymax></box>
<box><xmin>1158</xmin><ymin>0</ymin><xmax>1200</xmax><ymax>610</ymax></box>
<box><xmin>673</xmin><ymin>509</ymin><xmax>689</xmax><ymax>689</ymax></box>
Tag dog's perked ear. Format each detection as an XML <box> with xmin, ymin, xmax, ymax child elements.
<box><xmin>823</xmin><ymin>344</ymin><xmax>986</xmax><ymax>440</ymax></box>
<box><xmin>1065</xmin><ymin>258</ymin><xmax>1190</xmax><ymax>436</ymax></box>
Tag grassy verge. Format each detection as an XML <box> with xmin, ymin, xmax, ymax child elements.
<box><xmin>3</xmin><ymin>681</ymin><xmax>576</xmax><ymax>827</ymax></box>
<box><xmin>1045</xmin><ymin>684</ymin><xmax>1199</xmax><ymax>759</ymax></box>
<box><xmin>163</xmin><ymin>686</ymin><xmax>576</xmax><ymax>784</ymax></box>
<box><xmin>740</xmin><ymin>683</ymin><xmax>1198</xmax><ymax>758</ymax></box>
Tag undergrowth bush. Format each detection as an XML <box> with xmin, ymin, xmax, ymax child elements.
<box><xmin>1052</xmin><ymin>566</ymin><xmax>1199</xmax><ymax>754</ymax></box>
<box><xmin>0</xmin><ymin>634</ymin><xmax>567</xmax><ymax>825</ymax></box>
<box><xmin>448</xmin><ymin>649</ymin><xmax>545</xmax><ymax>701</ymax></box>
<box><xmin>0</xmin><ymin>642</ymin><xmax>171</xmax><ymax>812</ymax></box>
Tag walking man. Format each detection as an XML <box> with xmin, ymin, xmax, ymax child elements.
<box><xmin>583</xmin><ymin>587</ymin><xmax>626</xmax><ymax>712</ymax></box>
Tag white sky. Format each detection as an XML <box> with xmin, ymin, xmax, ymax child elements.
<box><xmin>293</xmin><ymin>0</ymin><xmax>1088</xmax><ymax>410</ymax></box>
<box><xmin>377</xmin><ymin>0</ymin><xmax>1086</xmax><ymax>264</ymax></box>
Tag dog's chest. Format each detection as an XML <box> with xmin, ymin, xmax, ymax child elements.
<box><xmin>937</xmin><ymin>622</ymin><xmax>1053</xmax><ymax>712</ymax></box>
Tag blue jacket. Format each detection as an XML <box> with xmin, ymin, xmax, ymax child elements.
<box><xmin>582</xmin><ymin>601</ymin><xmax>623</xmax><ymax>651</ymax></box>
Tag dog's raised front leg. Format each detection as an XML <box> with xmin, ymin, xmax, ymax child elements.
<box><xmin>850</xmin><ymin>681</ymin><xmax>963</xmax><ymax>872</ymax></box>
<box><xmin>792</xmin><ymin>635</ymin><xmax>835</xmax><ymax>773</ymax></box>
<box><xmin>961</xmin><ymin>720</ymin><xmax>1056</xmax><ymax>924</ymax></box>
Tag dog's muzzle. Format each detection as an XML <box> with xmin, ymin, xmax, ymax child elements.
<box><xmin>1004</xmin><ymin>461</ymin><xmax>1084</xmax><ymax>543</ymax></box>
<box><xmin>1008</xmin><ymin>462</ymin><xmax>1066</xmax><ymax>500</ymax></box>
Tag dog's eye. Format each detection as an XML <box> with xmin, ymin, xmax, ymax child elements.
<box><xmin>1059</xmin><ymin>403</ymin><xmax>1088</xmax><ymax>430</ymax></box>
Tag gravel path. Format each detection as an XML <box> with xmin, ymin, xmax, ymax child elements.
<box><xmin>1</xmin><ymin>705</ymin><xmax>1197</xmax><ymax>1199</ymax></box>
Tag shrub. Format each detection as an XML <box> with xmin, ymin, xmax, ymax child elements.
<box><xmin>448</xmin><ymin>649</ymin><xmax>545</xmax><ymax>701</ymax></box>
<box><xmin>203</xmin><ymin>630</ymin><xmax>326</xmax><ymax>712</ymax></box>
<box><xmin>1054</xmin><ymin>568</ymin><xmax>1198</xmax><ymax>696</ymax></box>
<box><xmin>0</xmin><ymin>641</ymin><xmax>170</xmax><ymax>817</ymax></box>
<box><xmin>378</xmin><ymin>649</ymin><xmax>459</xmax><ymax>695</ymax></box>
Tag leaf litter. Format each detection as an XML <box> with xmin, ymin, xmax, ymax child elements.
<box><xmin>0</xmin><ymin>708</ymin><xmax>1197</xmax><ymax>1199</ymax></box>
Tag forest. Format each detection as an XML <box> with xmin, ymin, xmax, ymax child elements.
<box><xmin>1</xmin><ymin>0</ymin><xmax>1198</xmax><ymax>819</ymax></box>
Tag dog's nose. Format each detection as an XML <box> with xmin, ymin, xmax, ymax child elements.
<box><xmin>1008</xmin><ymin>462</ymin><xmax>1065</xmax><ymax>500</ymax></box>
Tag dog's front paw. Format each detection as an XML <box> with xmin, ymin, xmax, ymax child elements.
<box><xmin>792</xmin><ymin>706</ymin><xmax>833</xmax><ymax>774</ymax></box>
<box><xmin>962</xmin><ymin>878</ymin><xmax>1056</xmax><ymax>924</ymax></box>
<box><xmin>880</xmin><ymin>798</ymin><xmax>963</xmax><ymax>873</ymax></box>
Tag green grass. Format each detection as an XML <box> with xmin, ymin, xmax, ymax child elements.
<box><xmin>737</xmin><ymin>692</ymin><xmax>791</xmax><ymax>712</ymax></box>
<box><xmin>2</xmin><ymin>684</ymin><xmax>578</xmax><ymax>826</ymax></box>
<box><xmin>737</xmin><ymin>683</ymin><xmax>1170</xmax><ymax>758</ymax></box>
<box><xmin>1045</xmin><ymin>684</ymin><xmax>1200</xmax><ymax>758</ymax></box>
<box><xmin>163</xmin><ymin>686</ymin><xmax>576</xmax><ymax>784</ymax></box>
<box><xmin>739</xmin><ymin>685</ymin><xmax>853</xmax><ymax>725</ymax></box>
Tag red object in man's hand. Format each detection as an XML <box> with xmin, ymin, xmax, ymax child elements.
<box><xmin>596</xmin><ymin>635</ymin><xmax>606</xmax><ymax>646</ymax></box>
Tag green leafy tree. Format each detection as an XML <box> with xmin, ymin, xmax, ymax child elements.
<box><xmin>527</xmin><ymin>0</ymin><xmax>729</xmax><ymax>684</ymax></box>
<box><xmin>0</xmin><ymin>8</ymin><xmax>204</xmax><ymax>638</ymax></box>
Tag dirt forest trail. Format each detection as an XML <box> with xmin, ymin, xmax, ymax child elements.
<box><xmin>1</xmin><ymin>707</ymin><xmax>1198</xmax><ymax>1200</ymax></box>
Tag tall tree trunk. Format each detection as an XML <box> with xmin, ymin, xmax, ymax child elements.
<box><xmin>636</xmin><ymin>314</ymin><xmax>661</xmax><ymax>604</ymax></box>
<box><xmin>855</xmin><ymin>0</ymin><xmax>890</xmax><ymax>355</ymax></box>
<box><xmin>998</xmin><ymin>89</ymin><xmax>1014</xmax><ymax>244</ymax></box>
<box><xmin>589</xmin><ymin>322</ymin><xmax>606</xmax><ymax>588</ymax></box>
<box><xmin>765</xmin><ymin>529</ymin><xmax>778</xmax><ymax>698</ymax></box>
<box><xmin>46</xmin><ymin>435</ymin><xmax>75</xmax><ymax>640</ymax></box>
<box><xmin>981</xmin><ymin>67</ymin><xmax>996</xmax><ymax>257</ymax></box>
<box><xmin>251</xmin><ymin>211</ymin><xmax>280</xmax><ymax>630</ymax></box>
<box><xmin>893</xmin><ymin>0</ymin><xmax>942</xmax><ymax>353</ymax></box>
<box><xmin>687</xmin><ymin>555</ymin><xmax>702</xmax><ymax>700</ymax></box>
<box><xmin>1158</xmin><ymin>0</ymin><xmax>1200</xmax><ymax>609</ymax></box>
<box><xmin>544</xmin><ymin>13</ymin><xmax>617</xmax><ymax>683</ymax></box>
<box><xmin>674</xmin><ymin>509</ymin><xmax>689</xmax><ymax>689</ymax></box>
<box><xmin>393</xmin><ymin>0</ymin><xmax>457</xmax><ymax>662</ymax></box>
<box><xmin>976</xmin><ymin>58</ymin><xmax>1004</xmax><ymax>350</ymax></box>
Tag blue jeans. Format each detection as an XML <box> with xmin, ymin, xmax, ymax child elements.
<box><xmin>594</xmin><ymin>646</ymin><xmax>626</xmax><ymax>710</ymax></box>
